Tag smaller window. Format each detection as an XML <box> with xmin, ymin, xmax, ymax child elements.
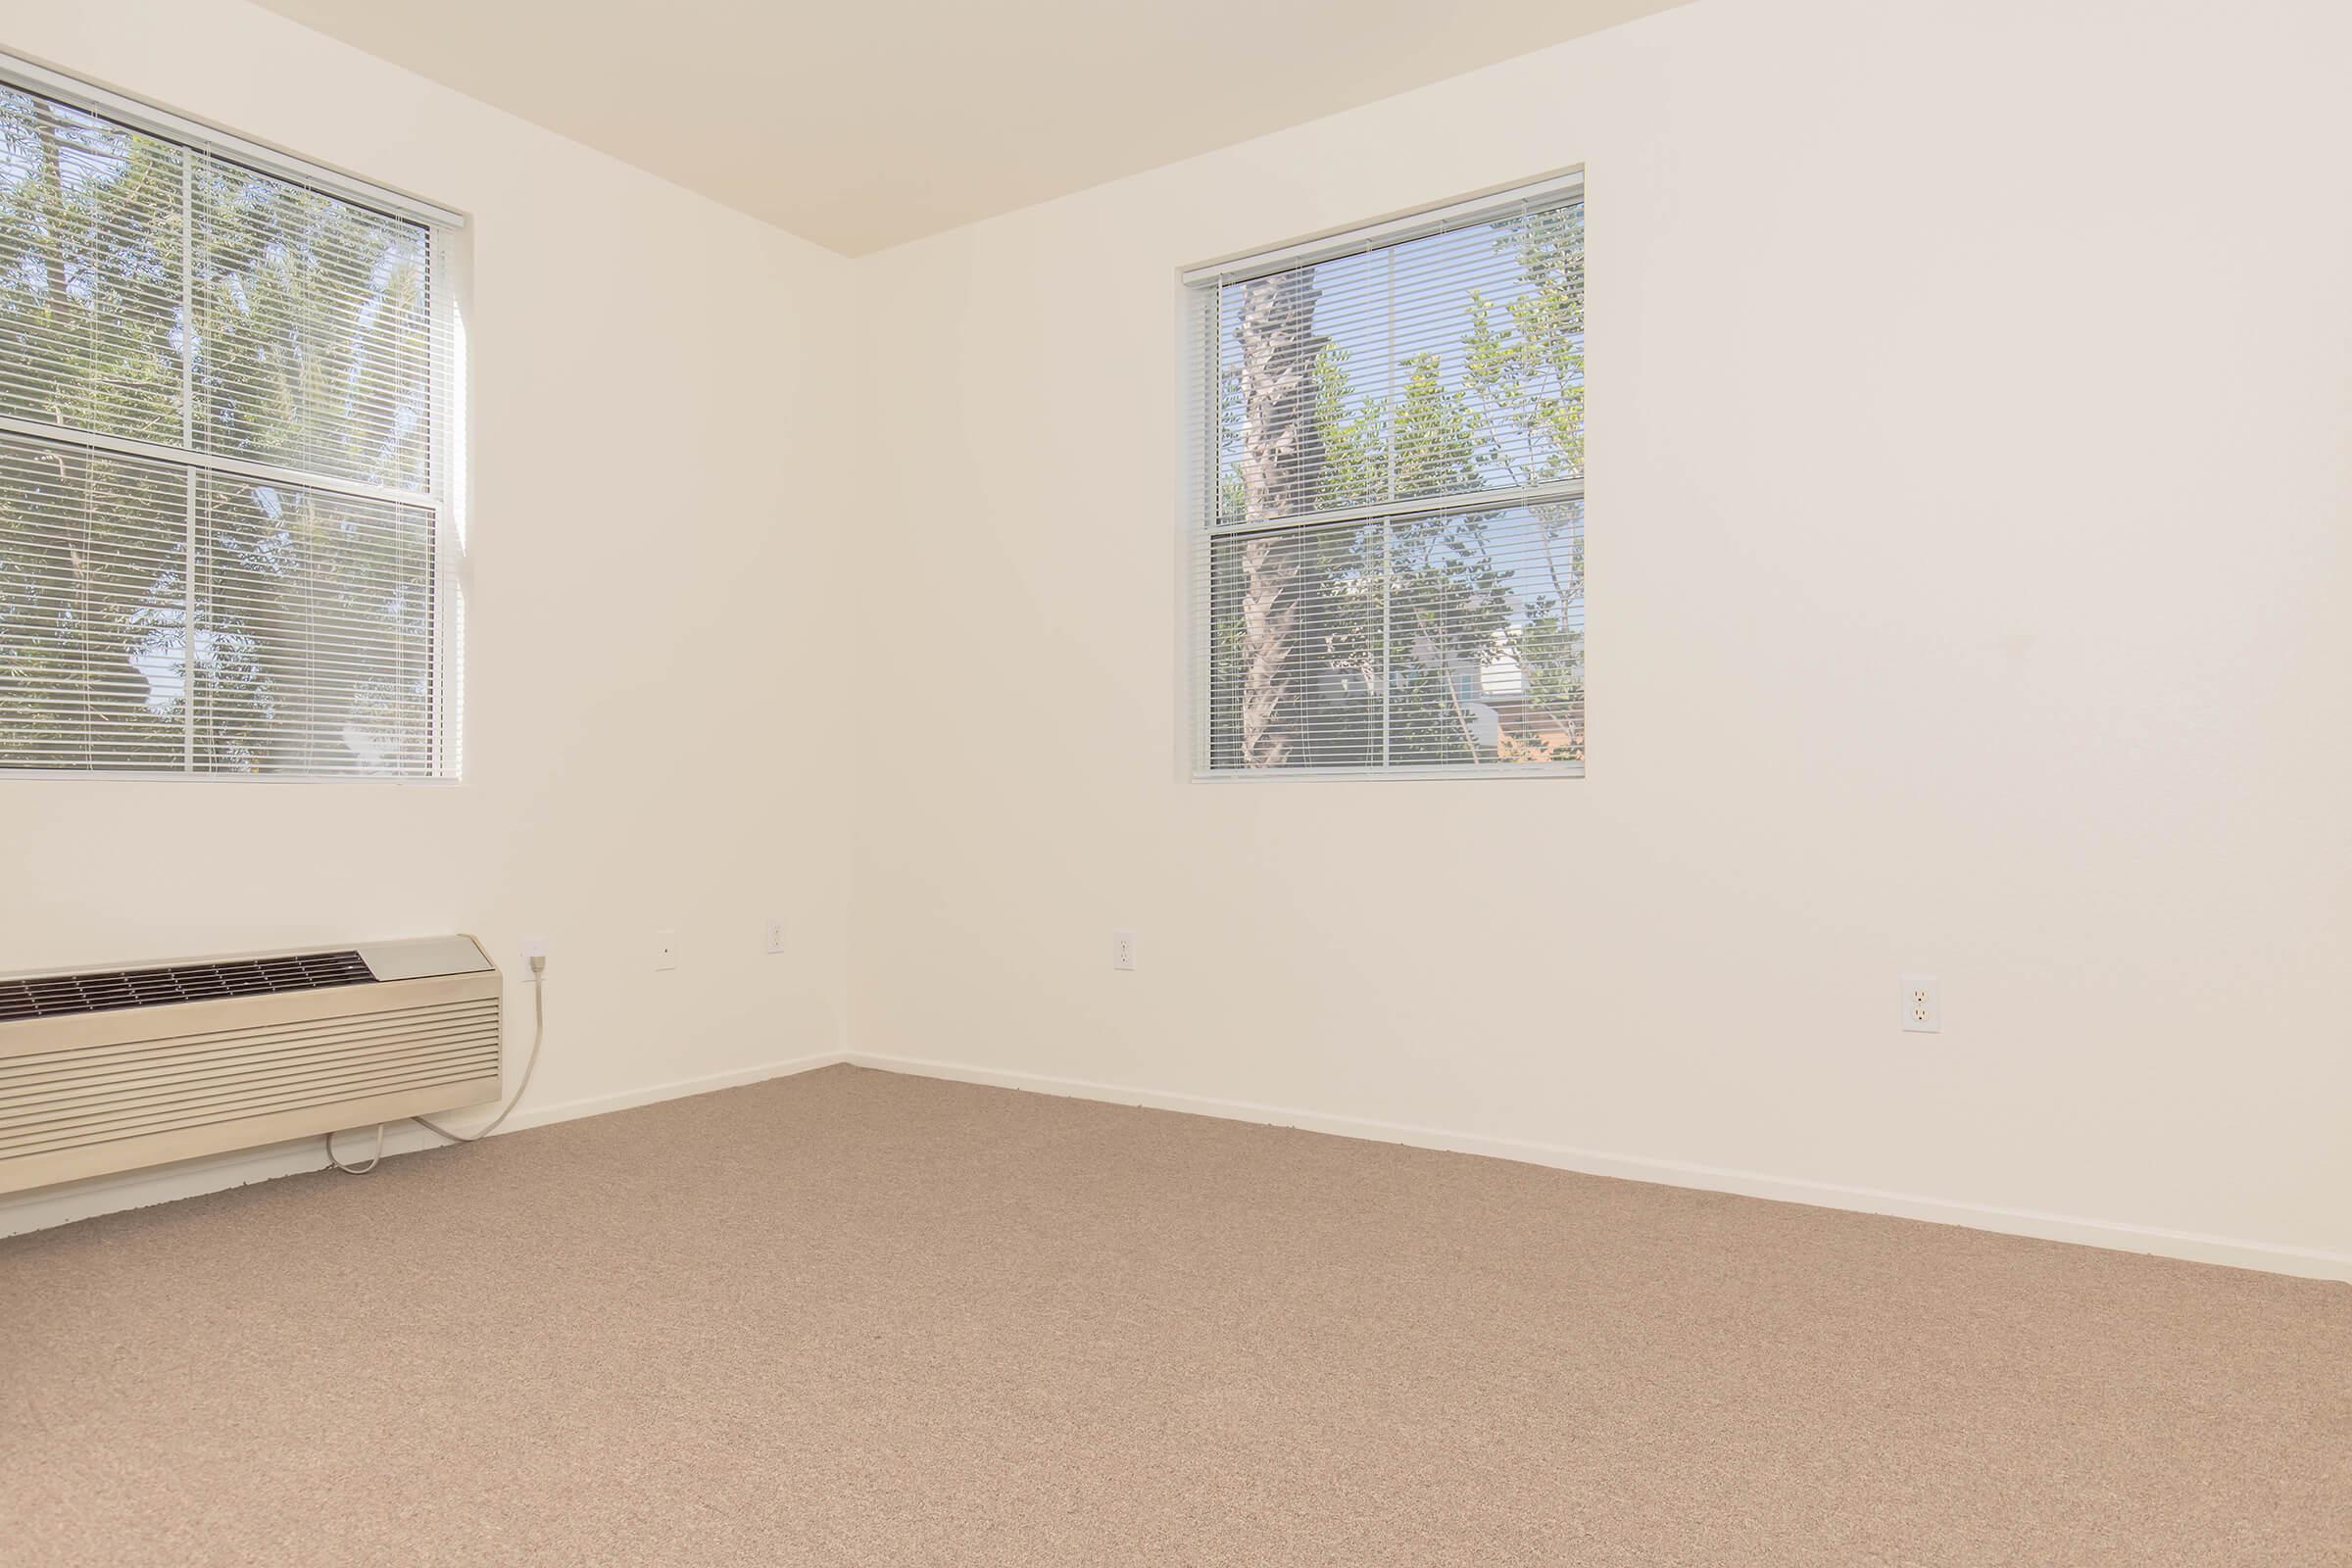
<box><xmin>1185</xmin><ymin>175</ymin><xmax>1585</xmax><ymax>777</ymax></box>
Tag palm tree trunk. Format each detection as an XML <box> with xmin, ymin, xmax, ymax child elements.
<box><xmin>1235</xmin><ymin>269</ymin><xmax>1321</xmax><ymax>767</ymax></box>
<box><xmin>30</xmin><ymin>100</ymin><xmax>73</xmax><ymax>316</ymax></box>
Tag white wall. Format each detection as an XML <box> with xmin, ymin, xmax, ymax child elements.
<box><xmin>845</xmin><ymin>0</ymin><xmax>2352</xmax><ymax>1275</ymax></box>
<box><xmin>5</xmin><ymin>0</ymin><xmax>2344</xmax><ymax>1277</ymax></box>
<box><xmin>0</xmin><ymin>0</ymin><xmax>856</xmax><ymax>1232</ymax></box>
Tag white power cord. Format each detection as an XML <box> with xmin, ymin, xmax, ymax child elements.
<box><xmin>324</xmin><ymin>1121</ymin><xmax>385</xmax><ymax>1174</ymax></box>
<box><xmin>416</xmin><ymin>953</ymin><xmax>547</xmax><ymax>1143</ymax></box>
<box><xmin>324</xmin><ymin>953</ymin><xmax>548</xmax><ymax>1170</ymax></box>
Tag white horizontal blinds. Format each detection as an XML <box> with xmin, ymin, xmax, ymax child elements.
<box><xmin>191</xmin><ymin>154</ymin><xmax>435</xmax><ymax>494</ymax></box>
<box><xmin>0</xmin><ymin>431</ymin><xmax>187</xmax><ymax>769</ymax></box>
<box><xmin>0</xmin><ymin>74</ymin><xmax>453</xmax><ymax>777</ymax></box>
<box><xmin>0</xmin><ymin>95</ymin><xmax>186</xmax><ymax>448</ymax></box>
<box><xmin>1200</xmin><ymin>500</ymin><xmax>1584</xmax><ymax>770</ymax></box>
<box><xmin>194</xmin><ymin>475</ymin><xmax>435</xmax><ymax>776</ymax></box>
<box><xmin>1194</xmin><ymin>179</ymin><xmax>1584</xmax><ymax>774</ymax></box>
<box><xmin>1210</xmin><ymin>188</ymin><xmax>1583</xmax><ymax>526</ymax></box>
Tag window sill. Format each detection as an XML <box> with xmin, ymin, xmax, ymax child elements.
<box><xmin>1190</xmin><ymin>761</ymin><xmax>1584</xmax><ymax>783</ymax></box>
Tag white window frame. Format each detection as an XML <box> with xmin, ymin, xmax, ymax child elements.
<box><xmin>1179</xmin><ymin>170</ymin><xmax>1586</xmax><ymax>783</ymax></box>
<box><xmin>0</xmin><ymin>52</ymin><xmax>469</xmax><ymax>784</ymax></box>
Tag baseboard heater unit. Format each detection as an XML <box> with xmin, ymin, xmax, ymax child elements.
<box><xmin>0</xmin><ymin>936</ymin><xmax>502</xmax><ymax>1196</ymax></box>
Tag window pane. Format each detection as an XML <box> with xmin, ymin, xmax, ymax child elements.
<box><xmin>0</xmin><ymin>431</ymin><xmax>189</xmax><ymax>768</ymax></box>
<box><xmin>1214</xmin><ymin>198</ymin><xmax>1584</xmax><ymax>527</ymax></box>
<box><xmin>1385</xmin><ymin>500</ymin><xmax>1583</xmax><ymax>768</ymax></box>
<box><xmin>193</xmin><ymin>473</ymin><xmax>434</xmax><ymax>775</ymax></box>
<box><xmin>193</xmin><ymin>157</ymin><xmax>432</xmax><ymax>493</ymax></box>
<box><xmin>1205</xmin><ymin>517</ymin><xmax>1386</xmax><ymax>770</ymax></box>
<box><xmin>1393</xmin><ymin>204</ymin><xmax>1583</xmax><ymax>503</ymax></box>
<box><xmin>0</xmin><ymin>91</ymin><xmax>184</xmax><ymax>447</ymax></box>
<box><xmin>1201</xmin><ymin>499</ymin><xmax>1582</xmax><ymax>773</ymax></box>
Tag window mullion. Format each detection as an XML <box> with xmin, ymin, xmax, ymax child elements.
<box><xmin>180</xmin><ymin>151</ymin><xmax>196</xmax><ymax>775</ymax></box>
<box><xmin>1206</xmin><ymin>478</ymin><xmax>1583</xmax><ymax>539</ymax></box>
<box><xmin>1382</xmin><ymin>247</ymin><xmax>1396</xmax><ymax>769</ymax></box>
<box><xmin>0</xmin><ymin>415</ymin><xmax>436</xmax><ymax>513</ymax></box>
<box><xmin>1381</xmin><ymin>518</ymin><xmax>1393</xmax><ymax>769</ymax></box>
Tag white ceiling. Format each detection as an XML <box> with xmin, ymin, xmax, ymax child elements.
<box><xmin>249</xmin><ymin>0</ymin><xmax>1688</xmax><ymax>254</ymax></box>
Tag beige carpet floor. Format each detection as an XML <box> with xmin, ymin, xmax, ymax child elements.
<box><xmin>2</xmin><ymin>1064</ymin><xmax>2345</xmax><ymax>1566</ymax></box>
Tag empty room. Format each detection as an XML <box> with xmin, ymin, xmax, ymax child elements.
<box><xmin>1</xmin><ymin>0</ymin><xmax>2345</xmax><ymax>1562</ymax></box>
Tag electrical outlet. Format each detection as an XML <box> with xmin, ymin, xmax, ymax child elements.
<box><xmin>763</xmin><ymin>918</ymin><xmax>787</xmax><ymax>956</ymax></box>
<box><xmin>520</xmin><ymin>936</ymin><xmax>548</xmax><ymax>965</ymax></box>
<box><xmin>654</xmin><ymin>929</ymin><xmax>678</xmax><ymax>971</ymax></box>
<box><xmin>1111</xmin><ymin>930</ymin><xmax>1138</xmax><ymax>972</ymax></box>
<box><xmin>1900</xmin><ymin>973</ymin><xmax>1939</xmax><ymax>1033</ymax></box>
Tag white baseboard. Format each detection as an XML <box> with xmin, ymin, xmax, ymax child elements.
<box><xmin>487</xmin><ymin>1049</ymin><xmax>851</xmax><ymax>1137</ymax></box>
<box><xmin>14</xmin><ymin>1043</ymin><xmax>2344</xmax><ymax>1284</ymax></box>
<box><xmin>0</xmin><ymin>1049</ymin><xmax>850</xmax><ymax>1240</ymax></box>
<box><xmin>844</xmin><ymin>1051</ymin><xmax>2352</xmax><ymax>1283</ymax></box>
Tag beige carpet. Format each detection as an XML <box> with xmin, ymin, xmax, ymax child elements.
<box><xmin>2</xmin><ymin>1065</ymin><xmax>2344</xmax><ymax>1566</ymax></box>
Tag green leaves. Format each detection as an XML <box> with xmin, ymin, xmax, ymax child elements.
<box><xmin>1460</xmin><ymin>204</ymin><xmax>1585</xmax><ymax>489</ymax></box>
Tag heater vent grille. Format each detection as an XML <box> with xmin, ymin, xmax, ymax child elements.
<box><xmin>0</xmin><ymin>951</ymin><xmax>375</xmax><ymax>1023</ymax></box>
<box><xmin>0</xmin><ymin>935</ymin><xmax>498</xmax><ymax>1196</ymax></box>
<box><xmin>0</xmin><ymin>997</ymin><xmax>502</xmax><ymax>1167</ymax></box>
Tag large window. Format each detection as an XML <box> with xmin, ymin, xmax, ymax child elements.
<box><xmin>1187</xmin><ymin>175</ymin><xmax>1584</xmax><ymax>777</ymax></box>
<box><xmin>0</xmin><ymin>60</ymin><xmax>462</xmax><ymax>778</ymax></box>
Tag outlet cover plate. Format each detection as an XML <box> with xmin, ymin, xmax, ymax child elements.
<box><xmin>1900</xmin><ymin>972</ymin><xmax>1939</xmax><ymax>1033</ymax></box>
